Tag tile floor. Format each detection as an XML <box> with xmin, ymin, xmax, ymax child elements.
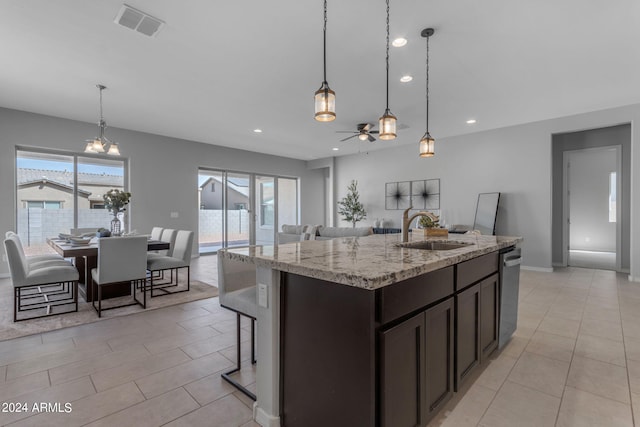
<box><xmin>0</xmin><ymin>257</ymin><xmax>638</xmax><ymax>426</ymax></box>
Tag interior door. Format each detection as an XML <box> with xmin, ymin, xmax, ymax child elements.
<box><xmin>565</xmin><ymin>147</ymin><xmax>620</xmax><ymax>269</ymax></box>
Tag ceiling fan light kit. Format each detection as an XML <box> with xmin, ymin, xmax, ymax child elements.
<box><xmin>314</xmin><ymin>0</ymin><xmax>336</xmax><ymax>122</ymax></box>
<box><xmin>418</xmin><ymin>27</ymin><xmax>435</xmax><ymax>158</ymax></box>
<box><xmin>84</xmin><ymin>84</ymin><xmax>121</xmax><ymax>155</ymax></box>
<box><xmin>378</xmin><ymin>0</ymin><xmax>397</xmax><ymax>140</ymax></box>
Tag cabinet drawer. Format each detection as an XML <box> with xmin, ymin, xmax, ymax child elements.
<box><xmin>456</xmin><ymin>252</ymin><xmax>499</xmax><ymax>291</ymax></box>
<box><xmin>378</xmin><ymin>267</ymin><xmax>454</xmax><ymax>324</ymax></box>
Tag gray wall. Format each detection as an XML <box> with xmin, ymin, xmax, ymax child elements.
<box><xmin>334</xmin><ymin>104</ymin><xmax>640</xmax><ymax>275</ymax></box>
<box><xmin>551</xmin><ymin>124</ymin><xmax>631</xmax><ymax>269</ymax></box>
<box><xmin>0</xmin><ymin>107</ymin><xmax>325</xmax><ymax>276</ymax></box>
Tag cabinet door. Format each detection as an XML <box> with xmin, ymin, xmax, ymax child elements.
<box><xmin>424</xmin><ymin>297</ymin><xmax>454</xmax><ymax>423</ymax></box>
<box><xmin>455</xmin><ymin>283</ymin><xmax>480</xmax><ymax>391</ymax></box>
<box><xmin>480</xmin><ymin>273</ymin><xmax>500</xmax><ymax>361</ymax></box>
<box><xmin>380</xmin><ymin>313</ymin><xmax>426</xmax><ymax>427</ymax></box>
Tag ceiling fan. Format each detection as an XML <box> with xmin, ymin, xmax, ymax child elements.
<box><xmin>336</xmin><ymin>123</ymin><xmax>379</xmax><ymax>142</ymax></box>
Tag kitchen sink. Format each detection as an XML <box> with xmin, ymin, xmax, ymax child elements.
<box><xmin>394</xmin><ymin>241</ymin><xmax>472</xmax><ymax>251</ymax></box>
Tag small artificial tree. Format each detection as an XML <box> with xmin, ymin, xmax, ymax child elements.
<box><xmin>338</xmin><ymin>180</ymin><xmax>367</xmax><ymax>228</ymax></box>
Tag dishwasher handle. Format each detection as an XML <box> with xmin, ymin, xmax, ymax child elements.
<box><xmin>504</xmin><ymin>256</ymin><xmax>522</xmax><ymax>268</ymax></box>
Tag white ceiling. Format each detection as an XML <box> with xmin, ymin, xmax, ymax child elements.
<box><xmin>1</xmin><ymin>0</ymin><xmax>639</xmax><ymax>160</ymax></box>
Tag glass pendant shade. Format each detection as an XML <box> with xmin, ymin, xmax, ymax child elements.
<box><xmin>91</xmin><ymin>138</ymin><xmax>105</xmax><ymax>153</ymax></box>
<box><xmin>107</xmin><ymin>142</ymin><xmax>120</xmax><ymax>156</ymax></box>
<box><xmin>419</xmin><ymin>133</ymin><xmax>435</xmax><ymax>157</ymax></box>
<box><xmin>378</xmin><ymin>110</ymin><xmax>397</xmax><ymax>140</ymax></box>
<box><xmin>84</xmin><ymin>142</ymin><xmax>96</xmax><ymax>153</ymax></box>
<box><xmin>314</xmin><ymin>84</ymin><xmax>335</xmax><ymax>122</ymax></box>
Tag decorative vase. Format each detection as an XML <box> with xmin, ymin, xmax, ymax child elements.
<box><xmin>110</xmin><ymin>214</ymin><xmax>122</xmax><ymax>236</ymax></box>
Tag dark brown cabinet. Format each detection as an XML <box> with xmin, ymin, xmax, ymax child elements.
<box><xmin>424</xmin><ymin>297</ymin><xmax>454</xmax><ymax>421</ymax></box>
<box><xmin>380</xmin><ymin>297</ymin><xmax>454</xmax><ymax>427</ymax></box>
<box><xmin>280</xmin><ymin>250</ymin><xmax>501</xmax><ymax>426</ymax></box>
<box><xmin>381</xmin><ymin>313</ymin><xmax>425</xmax><ymax>427</ymax></box>
<box><xmin>455</xmin><ymin>272</ymin><xmax>500</xmax><ymax>390</ymax></box>
<box><xmin>480</xmin><ymin>273</ymin><xmax>500</xmax><ymax>360</ymax></box>
<box><xmin>455</xmin><ymin>283</ymin><xmax>480</xmax><ymax>389</ymax></box>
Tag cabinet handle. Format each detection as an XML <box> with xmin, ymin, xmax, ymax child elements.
<box><xmin>504</xmin><ymin>257</ymin><xmax>522</xmax><ymax>267</ymax></box>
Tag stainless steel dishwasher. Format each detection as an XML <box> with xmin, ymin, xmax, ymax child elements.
<box><xmin>498</xmin><ymin>247</ymin><xmax>522</xmax><ymax>348</ymax></box>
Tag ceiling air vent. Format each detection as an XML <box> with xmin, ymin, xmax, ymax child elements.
<box><xmin>114</xmin><ymin>4</ymin><xmax>164</xmax><ymax>37</ymax></box>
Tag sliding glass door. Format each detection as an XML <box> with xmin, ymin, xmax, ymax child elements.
<box><xmin>198</xmin><ymin>168</ymin><xmax>298</xmax><ymax>254</ymax></box>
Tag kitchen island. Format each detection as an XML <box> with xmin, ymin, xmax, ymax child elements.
<box><xmin>221</xmin><ymin>232</ymin><xmax>522</xmax><ymax>427</ymax></box>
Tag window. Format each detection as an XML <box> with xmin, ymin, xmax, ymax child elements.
<box><xmin>609</xmin><ymin>172</ymin><xmax>617</xmax><ymax>222</ymax></box>
<box><xmin>16</xmin><ymin>148</ymin><xmax>127</xmax><ymax>255</ymax></box>
<box><xmin>26</xmin><ymin>201</ymin><xmax>62</xmax><ymax>209</ymax></box>
<box><xmin>211</xmin><ymin>182</ymin><xmax>216</xmax><ymax>192</ymax></box>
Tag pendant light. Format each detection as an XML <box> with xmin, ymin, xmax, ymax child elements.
<box><xmin>419</xmin><ymin>28</ymin><xmax>435</xmax><ymax>157</ymax></box>
<box><xmin>378</xmin><ymin>0</ymin><xmax>397</xmax><ymax>140</ymax></box>
<box><xmin>84</xmin><ymin>84</ymin><xmax>121</xmax><ymax>155</ymax></box>
<box><xmin>314</xmin><ymin>0</ymin><xmax>335</xmax><ymax>122</ymax></box>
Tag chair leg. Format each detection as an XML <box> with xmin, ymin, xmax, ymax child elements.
<box><xmin>221</xmin><ymin>312</ymin><xmax>256</xmax><ymax>401</ymax></box>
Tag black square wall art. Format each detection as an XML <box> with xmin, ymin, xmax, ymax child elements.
<box><xmin>385</xmin><ymin>179</ymin><xmax>440</xmax><ymax>210</ymax></box>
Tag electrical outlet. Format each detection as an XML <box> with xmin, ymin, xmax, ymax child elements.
<box><xmin>258</xmin><ymin>283</ymin><xmax>268</xmax><ymax>308</ymax></box>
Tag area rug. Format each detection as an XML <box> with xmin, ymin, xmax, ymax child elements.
<box><xmin>0</xmin><ymin>279</ymin><xmax>218</xmax><ymax>341</ymax></box>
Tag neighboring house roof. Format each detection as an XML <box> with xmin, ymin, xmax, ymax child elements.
<box><xmin>18</xmin><ymin>179</ymin><xmax>91</xmax><ymax>196</ymax></box>
<box><xmin>17</xmin><ymin>168</ymin><xmax>124</xmax><ymax>187</ymax></box>
<box><xmin>199</xmin><ymin>176</ymin><xmax>249</xmax><ymax>198</ymax></box>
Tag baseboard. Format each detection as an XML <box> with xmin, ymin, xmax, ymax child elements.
<box><xmin>254</xmin><ymin>404</ymin><xmax>280</xmax><ymax>427</ymax></box>
<box><xmin>521</xmin><ymin>265</ymin><xmax>554</xmax><ymax>273</ymax></box>
<box><xmin>629</xmin><ymin>275</ymin><xmax>640</xmax><ymax>283</ymax></box>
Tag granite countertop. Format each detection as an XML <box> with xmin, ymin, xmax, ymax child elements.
<box><xmin>221</xmin><ymin>233</ymin><xmax>522</xmax><ymax>290</ymax></box>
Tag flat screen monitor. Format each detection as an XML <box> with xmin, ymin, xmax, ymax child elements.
<box><xmin>473</xmin><ymin>192</ymin><xmax>501</xmax><ymax>235</ymax></box>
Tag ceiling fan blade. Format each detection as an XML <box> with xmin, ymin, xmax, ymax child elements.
<box><xmin>369</xmin><ymin>130</ymin><xmax>379</xmax><ymax>134</ymax></box>
<box><xmin>340</xmin><ymin>135</ymin><xmax>358</xmax><ymax>142</ymax></box>
<box><xmin>368</xmin><ymin>134</ymin><xmax>376</xmax><ymax>142</ymax></box>
<box><xmin>362</xmin><ymin>123</ymin><xmax>372</xmax><ymax>131</ymax></box>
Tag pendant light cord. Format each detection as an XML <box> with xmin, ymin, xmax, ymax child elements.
<box><xmin>385</xmin><ymin>0</ymin><xmax>390</xmax><ymax>111</ymax></box>
<box><xmin>323</xmin><ymin>0</ymin><xmax>327</xmax><ymax>84</ymax></box>
<box><xmin>99</xmin><ymin>86</ymin><xmax>104</xmax><ymax>122</ymax></box>
<box><xmin>425</xmin><ymin>34</ymin><xmax>429</xmax><ymax>132</ymax></box>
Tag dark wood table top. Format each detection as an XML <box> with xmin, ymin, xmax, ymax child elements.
<box><xmin>47</xmin><ymin>237</ymin><xmax>170</xmax><ymax>258</ymax></box>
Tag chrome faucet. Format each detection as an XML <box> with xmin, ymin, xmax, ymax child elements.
<box><xmin>402</xmin><ymin>206</ymin><xmax>434</xmax><ymax>242</ymax></box>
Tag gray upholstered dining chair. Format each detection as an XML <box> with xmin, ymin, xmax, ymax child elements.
<box><xmin>5</xmin><ymin>231</ymin><xmax>64</xmax><ymax>266</ymax></box>
<box><xmin>217</xmin><ymin>246</ymin><xmax>260</xmax><ymax>401</ymax></box>
<box><xmin>147</xmin><ymin>228</ymin><xmax>176</xmax><ymax>258</ymax></box>
<box><xmin>150</xmin><ymin>227</ymin><xmax>163</xmax><ymax>241</ymax></box>
<box><xmin>91</xmin><ymin>235</ymin><xmax>148</xmax><ymax>317</ymax></box>
<box><xmin>146</xmin><ymin>230</ymin><xmax>194</xmax><ymax>297</ymax></box>
<box><xmin>4</xmin><ymin>237</ymin><xmax>78</xmax><ymax>321</ymax></box>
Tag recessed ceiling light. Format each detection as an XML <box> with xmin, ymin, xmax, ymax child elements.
<box><xmin>466</xmin><ymin>119</ymin><xmax>477</xmax><ymax>124</ymax></box>
<box><xmin>392</xmin><ymin>37</ymin><xmax>407</xmax><ymax>47</ymax></box>
<box><xmin>253</xmin><ymin>128</ymin><xmax>263</xmax><ymax>133</ymax></box>
<box><xmin>332</xmin><ymin>147</ymin><xmax>339</xmax><ymax>151</ymax></box>
<box><xmin>400</xmin><ymin>75</ymin><xmax>413</xmax><ymax>83</ymax></box>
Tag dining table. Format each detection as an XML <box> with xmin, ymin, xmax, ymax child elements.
<box><xmin>47</xmin><ymin>237</ymin><xmax>170</xmax><ymax>302</ymax></box>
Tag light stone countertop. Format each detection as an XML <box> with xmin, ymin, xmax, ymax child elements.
<box><xmin>221</xmin><ymin>233</ymin><xmax>523</xmax><ymax>290</ymax></box>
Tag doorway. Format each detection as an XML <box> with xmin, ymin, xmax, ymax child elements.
<box><xmin>551</xmin><ymin>123</ymin><xmax>630</xmax><ymax>272</ymax></box>
<box><xmin>563</xmin><ymin>147</ymin><xmax>621</xmax><ymax>270</ymax></box>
